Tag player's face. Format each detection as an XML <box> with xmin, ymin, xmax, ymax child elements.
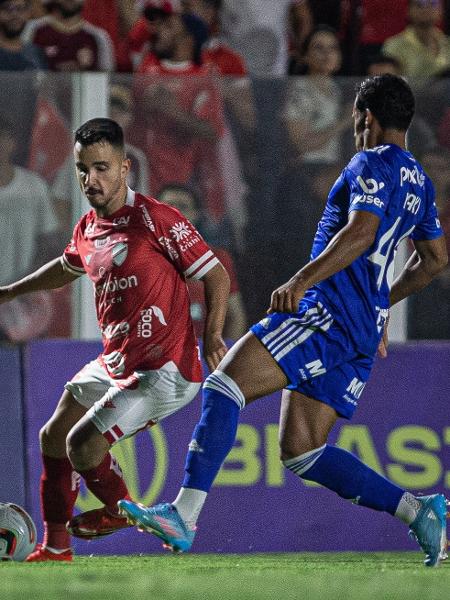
<box><xmin>353</xmin><ymin>99</ymin><xmax>367</xmax><ymax>152</ymax></box>
<box><xmin>74</xmin><ymin>141</ymin><xmax>130</xmax><ymax>216</ymax></box>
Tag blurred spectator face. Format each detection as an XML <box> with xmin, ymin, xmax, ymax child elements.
<box><xmin>304</xmin><ymin>30</ymin><xmax>341</xmax><ymax>76</ymax></box>
<box><xmin>48</xmin><ymin>0</ymin><xmax>84</xmax><ymax>18</ymax></box>
<box><xmin>152</xmin><ymin>14</ymin><xmax>183</xmax><ymax>59</ymax></box>
<box><xmin>109</xmin><ymin>86</ymin><xmax>133</xmax><ymax>133</ymax></box>
<box><xmin>159</xmin><ymin>186</ymin><xmax>200</xmax><ymax>224</ymax></box>
<box><xmin>408</xmin><ymin>0</ymin><xmax>442</xmax><ymax>27</ymax></box>
<box><xmin>0</xmin><ymin>0</ymin><xmax>30</xmax><ymax>38</ymax></box>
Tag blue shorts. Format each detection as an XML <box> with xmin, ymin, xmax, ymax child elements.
<box><xmin>250</xmin><ymin>299</ymin><xmax>374</xmax><ymax>419</ymax></box>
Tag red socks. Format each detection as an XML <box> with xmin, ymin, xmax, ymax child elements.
<box><xmin>40</xmin><ymin>455</ymin><xmax>79</xmax><ymax>549</ymax></box>
<box><xmin>77</xmin><ymin>453</ymin><xmax>130</xmax><ymax>513</ymax></box>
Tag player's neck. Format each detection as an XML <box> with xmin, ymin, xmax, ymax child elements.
<box><xmin>378</xmin><ymin>130</ymin><xmax>407</xmax><ymax>150</ymax></box>
<box><xmin>95</xmin><ymin>189</ymin><xmax>127</xmax><ymax>219</ymax></box>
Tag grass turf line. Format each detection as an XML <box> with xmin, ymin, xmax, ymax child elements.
<box><xmin>1</xmin><ymin>552</ymin><xmax>449</xmax><ymax>600</ymax></box>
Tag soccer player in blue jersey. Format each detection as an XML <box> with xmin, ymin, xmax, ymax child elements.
<box><xmin>119</xmin><ymin>74</ymin><xmax>449</xmax><ymax>566</ymax></box>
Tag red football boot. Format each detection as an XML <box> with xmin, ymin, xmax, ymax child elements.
<box><xmin>66</xmin><ymin>506</ymin><xmax>131</xmax><ymax>539</ymax></box>
<box><xmin>26</xmin><ymin>543</ymin><xmax>73</xmax><ymax>562</ymax></box>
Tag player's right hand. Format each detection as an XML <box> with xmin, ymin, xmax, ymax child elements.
<box><xmin>268</xmin><ymin>278</ymin><xmax>306</xmax><ymax>314</ymax></box>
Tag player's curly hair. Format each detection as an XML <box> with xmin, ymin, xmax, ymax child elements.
<box><xmin>74</xmin><ymin>118</ymin><xmax>124</xmax><ymax>150</ymax></box>
<box><xmin>355</xmin><ymin>74</ymin><xmax>415</xmax><ymax>131</ymax></box>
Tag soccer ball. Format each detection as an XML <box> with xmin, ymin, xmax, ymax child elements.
<box><xmin>0</xmin><ymin>503</ymin><xmax>37</xmax><ymax>561</ymax></box>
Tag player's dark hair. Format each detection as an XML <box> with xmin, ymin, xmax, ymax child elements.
<box><xmin>355</xmin><ymin>74</ymin><xmax>415</xmax><ymax>131</ymax></box>
<box><xmin>74</xmin><ymin>118</ymin><xmax>124</xmax><ymax>150</ymax></box>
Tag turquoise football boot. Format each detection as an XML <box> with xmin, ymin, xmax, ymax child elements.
<box><xmin>118</xmin><ymin>499</ymin><xmax>195</xmax><ymax>552</ymax></box>
<box><xmin>409</xmin><ymin>494</ymin><xmax>448</xmax><ymax>567</ymax></box>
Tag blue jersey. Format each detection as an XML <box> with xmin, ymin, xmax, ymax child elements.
<box><xmin>305</xmin><ymin>143</ymin><xmax>443</xmax><ymax>356</ymax></box>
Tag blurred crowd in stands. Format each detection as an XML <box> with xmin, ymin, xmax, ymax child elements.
<box><xmin>0</xmin><ymin>0</ymin><xmax>449</xmax><ymax>341</ymax></box>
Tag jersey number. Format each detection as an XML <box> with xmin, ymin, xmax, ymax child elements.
<box><xmin>367</xmin><ymin>217</ymin><xmax>415</xmax><ymax>290</ymax></box>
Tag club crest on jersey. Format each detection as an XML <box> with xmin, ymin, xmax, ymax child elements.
<box><xmin>111</xmin><ymin>242</ymin><xmax>128</xmax><ymax>266</ymax></box>
<box><xmin>170</xmin><ymin>222</ymin><xmax>191</xmax><ymax>242</ymax></box>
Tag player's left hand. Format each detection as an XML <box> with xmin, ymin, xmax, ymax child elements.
<box><xmin>268</xmin><ymin>278</ymin><xmax>306</xmax><ymax>314</ymax></box>
<box><xmin>203</xmin><ymin>332</ymin><xmax>228</xmax><ymax>372</ymax></box>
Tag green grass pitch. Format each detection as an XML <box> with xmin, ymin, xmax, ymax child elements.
<box><xmin>1</xmin><ymin>552</ymin><xmax>449</xmax><ymax>600</ymax></box>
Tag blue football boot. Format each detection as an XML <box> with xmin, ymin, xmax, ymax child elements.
<box><xmin>409</xmin><ymin>494</ymin><xmax>448</xmax><ymax>567</ymax></box>
<box><xmin>118</xmin><ymin>499</ymin><xmax>195</xmax><ymax>552</ymax></box>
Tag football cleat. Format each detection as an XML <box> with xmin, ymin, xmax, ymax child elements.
<box><xmin>25</xmin><ymin>543</ymin><xmax>73</xmax><ymax>562</ymax></box>
<box><xmin>66</xmin><ymin>506</ymin><xmax>131</xmax><ymax>539</ymax></box>
<box><xmin>118</xmin><ymin>500</ymin><xmax>196</xmax><ymax>552</ymax></box>
<box><xmin>409</xmin><ymin>494</ymin><xmax>448</xmax><ymax>567</ymax></box>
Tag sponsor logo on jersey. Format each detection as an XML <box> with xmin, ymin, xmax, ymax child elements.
<box><xmin>403</xmin><ymin>193</ymin><xmax>421</xmax><ymax>215</ymax></box>
<box><xmin>356</xmin><ymin>176</ymin><xmax>385</xmax><ymax>194</ymax></box>
<box><xmin>139</xmin><ymin>204</ymin><xmax>155</xmax><ymax>232</ymax></box>
<box><xmin>400</xmin><ymin>165</ymin><xmax>425</xmax><ymax>188</ymax></box>
<box><xmin>158</xmin><ymin>236</ymin><xmax>179</xmax><ymax>260</ymax></box>
<box><xmin>111</xmin><ymin>242</ymin><xmax>128</xmax><ymax>266</ymax></box>
<box><xmin>170</xmin><ymin>221</ymin><xmax>191</xmax><ymax>242</ymax></box>
<box><xmin>94</xmin><ymin>236</ymin><xmax>110</xmax><ymax>249</ymax></box>
<box><xmin>353</xmin><ymin>194</ymin><xmax>385</xmax><ymax>209</ymax></box>
<box><xmin>112</xmin><ymin>216</ymin><xmax>130</xmax><ymax>227</ymax></box>
<box><xmin>137</xmin><ymin>306</ymin><xmax>167</xmax><ymax>338</ymax></box>
<box><xmin>368</xmin><ymin>145</ymin><xmax>390</xmax><ymax>154</ymax></box>
<box><xmin>103</xmin><ymin>351</ymin><xmax>126</xmax><ymax>376</ymax></box>
<box><xmin>102</xmin><ymin>321</ymin><xmax>130</xmax><ymax>340</ymax></box>
<box><xmin>346</xmin><ymin>377</ymin><xmax>366</xmax><ymax>399</ymax></box>
<box><xmin>95</xmin><ymin>275</ymin><xmax>138</xmax><ymax>295</ymax></box>
<box><xmin>299</xmin><ymin>359</ymin><xmax>327</xmax><ymax>380</ymax></box>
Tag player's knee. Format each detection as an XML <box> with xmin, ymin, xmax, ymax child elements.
<box><xmin>39</xmin><ymin>419</ymin><xmax>64</xmax><ymax>452</ymax></box>
<box><xmin>66</xmin><ymin>429</ymin><xmax>91</xmax><ymax>469</ymax></box>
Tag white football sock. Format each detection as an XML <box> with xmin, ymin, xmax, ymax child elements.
<box><xmin>172</xmin><ymin>487</ymin><xmax>207</xmax><ymax>529</ymax></box>
<box><xmin>395</xmin><ymin>492</ymin><xmax>422</xmax><ymax>525</ymax></box>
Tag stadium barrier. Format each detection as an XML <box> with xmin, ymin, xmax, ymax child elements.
<box><xmin>14</xmin><ymin>339</ymin><xmax>450</xmax><ymax>554</ymax></box>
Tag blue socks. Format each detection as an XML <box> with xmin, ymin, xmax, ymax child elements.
<box><xmin>285</xmin><ymin>444</ymin><xmax>404</xmax><ymax>515</ymax></box>
<box><xmin>182</xmin><ymin>372</ymin><xmax>243</xmax><ymax>492</ymax></box>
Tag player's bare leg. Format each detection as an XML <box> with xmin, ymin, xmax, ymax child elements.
<box><xmin>280</xmin><ymin>390</ymin><xmax>448</xmax><ymax>567</ymax></box>
<box><xmin>27</xmin><ymin>390</ymin><xmax>87</xmax><ymax>562</ymax></box>
<box><xmin>65</xmin><ymin>416</ymin><xmax>131</xmax><ymax>539</ymax></box>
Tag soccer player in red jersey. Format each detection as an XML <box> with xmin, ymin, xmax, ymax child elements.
<box><xmin>0</xmin><ymin>118</ymin><xmax>230</xmax><ymax>561</ymax></box>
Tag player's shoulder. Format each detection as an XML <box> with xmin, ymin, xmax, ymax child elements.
<box><xmin>74</xmin><ymin>210</ymin><xmax>95</xmax><ymax>234</ymax></box>
<box><xmin>346</xmin><ymin>145</ymin><xmax>395</xmax><ymax>178</ymax></box>
<box><xmin>132</xmin><ymin>192</ymin><xmax>184</xmax><ymax>228</ymax></box>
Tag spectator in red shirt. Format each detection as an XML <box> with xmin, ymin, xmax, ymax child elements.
<box><xmin>23</xmin><ymin>0</ymin><xmax>115</xmax><ymax>71</ymax></box>
<box><xmin>132</xmin><ymin>5</ymin><xmax>226</xmax><ymax>223</ymax></box>
<box><xmin>81</xmin><ymin>0</ymin><xmax>137</xmax><ymax>71</ymax></box>
<box><xmin>159</xmin><ymin>183</ymin><xmax>247</xmax><ymax>340</ymax></box>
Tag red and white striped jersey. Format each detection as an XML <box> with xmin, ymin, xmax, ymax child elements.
<box><xmin>62</xmin><ymin>188</ymin><xmax>218</xmax><ymax>383</ymax></box>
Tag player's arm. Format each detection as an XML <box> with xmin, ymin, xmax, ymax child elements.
<box><xmin>389</xmin><ymin>235</ymin><xmax>448</xmax><ymax>306</ymax></box>
<box><xmin>200</xmin><ymin>262</ymin><xmax>230</xmax><ymax>372</ymax></box>
<box><xmin>0</xmin><ymin>257</ymin><xmax>80</xmax><ymax>305</ymax></box>
<box><xmin>269</xmin><ymin>210</ymin><xmax>380</xmax><ymax>313</ymax></box>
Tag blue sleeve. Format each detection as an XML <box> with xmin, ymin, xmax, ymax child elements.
<box><xmin>346</xmin><ymin>151</ymin><xmax>392</xmax><ymax>219</ymax></box>
<box><xmin>411</xmin><ymin>178</ymin><xmax>444</xmax><ymax>241</ymax></box>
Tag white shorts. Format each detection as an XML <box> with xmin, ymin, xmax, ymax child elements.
<box><xmin>65</xmin><ymin>359</ymin><xmax>201</xmax><ymax>445</ymax></box>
